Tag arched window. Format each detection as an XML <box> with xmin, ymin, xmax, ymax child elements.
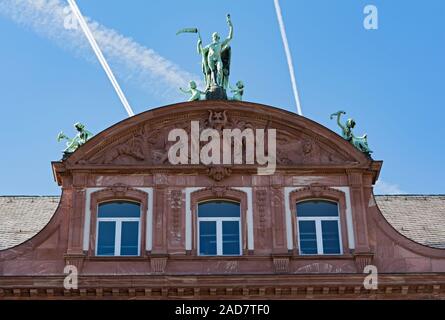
<box><xmin>96</xmin><ymin>201</ymin><xmax>141</xmax><ymax>256</ymax></box>
<box><xmin>197</xmin><ymin>200</ymin><xmax>241</xmax><ymax>256</ymax></box>
<box><xmin>296</xmin><ymin>200</ymin><xmax>342</xmax><ymax>255</ymax></box>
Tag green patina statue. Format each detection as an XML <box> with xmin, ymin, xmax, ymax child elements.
<box><xmin>179</xmin><ymin>80</ymin><xmax>204</xmax><ymax>101</ymax></box>
<box><xmin>57</xmin><ymin>122</ymin><xmax>93</xmax><ymax>156</ymax></box>
<box><xmin>229</xmin><ymin>80</ymin><xmax>244</xmax><ymax>101</ymax></box>
<box><xmin>177</xmin><ymin>14</ymin><xmax>237</xmax><ymax>100</ymax></box>
<box><xmin>198</xmin><ymin>14</ymin><xmax>233</xmax><ymax>90</ymax></box>
<box><xmin>330</xmin><ymin>111</ymin><xmax>372</xmax><ymax>155</ymax></box>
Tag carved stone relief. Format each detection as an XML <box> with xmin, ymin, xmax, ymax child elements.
<box><xmin>169</xmin><ymin>190</ymin><xmax>182</xmax><ymax>242</ymax></box>
<box><xmin>256</xmin><ymin>190</ymin><xmax>267</xmax><ymax>230</ymax></box>
<box><xmin>81</xmin><ymin>109</ymin><xmax>356</xmax><ymax>168</ymax></box>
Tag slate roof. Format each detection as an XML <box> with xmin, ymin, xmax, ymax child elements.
<box><xmin>0</xmin><ymin>195</ymin><xmax>444</xmax><ymax>250</ymax></box>
<box><xmin>0</xmin><ymin>196</ymin><xmax>60</xmax><ymax>250</ymax></box>
<box><xmin>375</xmin><ymin>195</ymin><xmax>445</xmax><ymax>249</ymax></box>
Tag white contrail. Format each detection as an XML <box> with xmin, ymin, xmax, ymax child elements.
<box><xmin>273</xmin><ymin>0</ymin><xmax>303</xmax><ymax>116</ymax></box>
<box><xmin>0</xmin><ymin>0</ymin><xmax>199</xmax><ymax>106</ymax></box>
<box><xmin>67</xmin><ymin>0</ymin><xmax>134</xmax><ymax>117</ymax></box>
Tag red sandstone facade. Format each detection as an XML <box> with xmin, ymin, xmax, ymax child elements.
<box><xmin>0</xmin><ymin>101</ymin><xmax>444</xmax><ymax>299</ymax></box>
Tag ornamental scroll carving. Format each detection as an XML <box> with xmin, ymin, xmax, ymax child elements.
<box><xmin>169</xmin><ymin>189</ymin><xmax>182</xmax><ymax>241</ymax></box>
<box><xmin>256</xmin><ymin>190</ymin><xmax>267</xmax><ymax>230</ymax></box>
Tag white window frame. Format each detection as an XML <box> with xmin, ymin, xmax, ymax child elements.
<box><xmin>197</xmin><ymin>201</ymin><xmax>242</xmax><ymax>256</ymax></box>
<box><xmin>296</xmin><ymin>200</ymin><xmax>343</xmax><ymax>255</ymax></box>
<box><xmin>95</xmin><ymin>202</ymin><xmax>141</xmax><ymax>257</ymax></box>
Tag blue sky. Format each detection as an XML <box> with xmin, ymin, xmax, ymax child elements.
<box><xmin>0</xmin><ymin>0</ymin><xmax>443</xmax><ymax>195</ymax></box>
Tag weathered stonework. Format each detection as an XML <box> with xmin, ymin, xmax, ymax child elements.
<box><xmin>0</xmin><ymin>100</ymin><xmax>444</xmax><ymax>299</ymax></box>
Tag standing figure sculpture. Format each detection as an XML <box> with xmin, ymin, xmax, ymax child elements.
<box><xmin>198</xmin><ymin>14</ymin><xmax>233</xmax><ymax>90</ymax></box>
<box><xmin>330</xmin><ymin>111</ymin><xmax>372</xmax><ymax>155</ymax></box>
<box><xmin>177</xmin><ymin>14</ymin><xmax>234</xmax><ymax>100</ymax></box>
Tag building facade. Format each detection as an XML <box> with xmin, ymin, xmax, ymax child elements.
<box><xmin>0</xmin><ymin>101</ymin><xmax>444</xmax><ymax>299</ymax></box>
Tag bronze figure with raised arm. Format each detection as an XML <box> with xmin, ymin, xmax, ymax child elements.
<box><xmin>197</xmin><ymin>14</ymin><xmax>233</xmax><ymax>89</ymax></box>
<box><xmin>177</xmin><ymin>14</ymin><xmax>237</xmax><ymax>100</ymax></box>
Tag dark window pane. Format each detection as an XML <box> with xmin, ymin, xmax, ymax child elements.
<box><xmin>322</xmin><ymin>220</ymin><xmax>341</xmax><ymax>254</ymax></box>
<box><xmin>297</xmin><ymin>201</ymin><xmax>338</xmax><ymax>217</ymax></box>
<box><xmin>97</xmin><ymin>221</ymin><xmax>115</xmax><ymax>256</ymax></box>
<box><xmin>222</xmin><ymin>221</ymin><xmax>240</xmax><ymax>255</ymax></box>
<box><xmin>199</xmin><ymin>221</ymin><xmax>217</xmax><ymax>255</ymax></box>
<box><xmin>198</xmin><ymin>201</ymin><xmax>240</xmax><ymax>218</ymax></box>
<box><xmin>299</xmin><ymin>221</ymin><xmax>317</xmax><ymax>254</ymax></box>
<box><xmin>121</xmin><ymin>221</ymin><xmax>139</xmax><ymax>256</ymax></box>
<box><xmin>98</xmin><ymin>201</ymin><xmax>140</xmax><ymax>218</ymax></box>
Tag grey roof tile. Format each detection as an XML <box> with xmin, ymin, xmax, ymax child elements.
<box><xmin>0</xmin><ymin>196</ymin><xmax>59</xmax><ymax>250</ymax></box>
<box><xmin>375</xmin><ymin>195</ymin><xmax>445</xmax><ymax>249</ymax></box>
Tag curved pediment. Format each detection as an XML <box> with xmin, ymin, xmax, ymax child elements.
<box><xmin>61</xmin><ymin>101</ymin><xmax>371</xmax><ymax>171</ymax></box>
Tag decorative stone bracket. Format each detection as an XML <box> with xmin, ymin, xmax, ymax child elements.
<box><xmin>353</xmin><ymin>253</ymin><xmax>374</xmax><ymax>272</ymax></box>
<box><xmin>150</xmin><ymin>256</ymin><xmax>168</xmax><ymax>274</ymax></box>
<box><xmin>273</xmin><ymin>256</ymin><xmax>290</xmax><ymax>274</ymax></box>
<box><xmin>64</xmin><ymin>254</ymin><xmax>86</xmax><ymax>273</ymax></box>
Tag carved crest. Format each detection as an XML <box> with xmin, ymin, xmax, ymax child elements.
<box><xmin>210</xmin><ymin>186</ymin><xmax>229</xmax><ymax>197</ymax></box>
<box><xmin>110</xmin><ymin>183</ymin><xmax>129</xmax><ymax>197</ymax></box>
<box><xmin>206</xmin><ymin>110</ymin><xmax>228</xmax><ymax>131</ymax></box>
<box><xmin>207</xmin><ymin>166</ymin><xmax>232</xmax><ymax>182</ymax></box>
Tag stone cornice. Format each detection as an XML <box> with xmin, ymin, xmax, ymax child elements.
<box><xmin>0</xmin><ymin>274</ymin><xmax>444</xmax><ymax>299</ymax></box>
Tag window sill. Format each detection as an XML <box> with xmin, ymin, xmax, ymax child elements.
<box><xmin>86</xmin><ymin>256</ymin><xmax>148</xmax><ymax>261</ymax></box>
<box><xmin>84</xmin><ymin>254</ymin><xmax>355</xmax><ymax>261</ymax></box>
<box><xmin>291</xmin><ymin>254</ymin><xmax>354</xmax><ymax>260</ymax></box>
<box><xmin>169</xmin><ymin>254</ymin><xmax>355</xmax><ymax>261</ymax></box>
<box><xmin>170</xmin><ymin>255</ymin><xmax>269</xmax><ymax>261</ymax></box>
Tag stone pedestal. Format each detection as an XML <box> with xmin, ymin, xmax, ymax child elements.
<box><xmin>205</xmin><ymin>85</ymin><xmax>227</xmax><ymax>100</ymax></box>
